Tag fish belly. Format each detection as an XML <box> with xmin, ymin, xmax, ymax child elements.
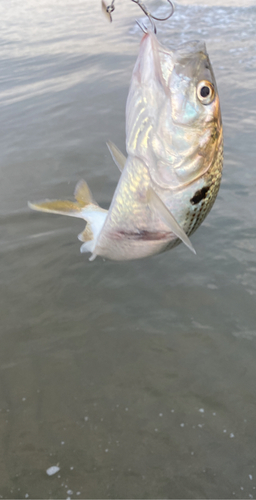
<box><xmin>94</xmin><ymin>156</ymin><xmax>175</xmax><ymax>260</ymax></box>
<box><xmin>94</xmin><ymin>139</ymin><xmax>223</xmax><ymax>261</ymax></box>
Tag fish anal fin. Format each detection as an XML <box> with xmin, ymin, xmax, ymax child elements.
<box><xmin>106</xmin><ymin>141</ymin><xmax>126</xmax><ymax>172</ymax></box>
<box><xmin>147</xmin><ymin>187</ymin><xmax>196</xmax><ymax>255</ymax></box>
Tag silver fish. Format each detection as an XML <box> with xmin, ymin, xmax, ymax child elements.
<box><xmin>29</xmin><ymin>31</ymin><xmax>223</xmax><ymax>261</ymax></box>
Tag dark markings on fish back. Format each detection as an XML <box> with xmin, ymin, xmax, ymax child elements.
<box><xmin>188</xmin><ymin>143</ymin><xmax>223</xmax><ymax>236</ymax></box>
<box><xmin>163</xmin><ymin>138</ymin><xmax>223</xmax><ymax>253</ymax></box>
<box><xmin>190</xmin><ymin>185</ymin><xmax>210</xmax><ymax>205</ymax></box>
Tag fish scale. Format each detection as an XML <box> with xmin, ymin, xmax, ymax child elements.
<box><xmin>188</xmin><ymin>142</ymin><xmax>223</xmax><ymax>237</ymax></box>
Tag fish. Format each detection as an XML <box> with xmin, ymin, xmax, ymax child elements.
<box><xmin>28</xmin><ymin>30</ymin><xmax>223</xmax><ymax>261</ymax></box>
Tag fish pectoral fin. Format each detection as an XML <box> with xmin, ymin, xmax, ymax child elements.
<box><xmin>78</xmin><ymin>223</ymin><xmax>94</xmax><ymax>242</ymax></box>
<box><xmin>28</xmin><ymin>199</ymin><xmax>85</xmax><ymax>218</ymax></box>
<box><xmin>147</xmin><ymin>187</ymin><xmax>196</xmax><ymax>255</ymax></box>
<box><xmin>106</xmin><ymin>140</ymin><xmax>126</xmax><ymax>172</ymax></box>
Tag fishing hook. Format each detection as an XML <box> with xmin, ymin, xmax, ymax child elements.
<box><xmin>132</xmin><ymin>0</ymin><xmax>157</xmax><ymax>34</ymax></box>
<box><xmin>132</xmin><ymin>0</ymin><xmax>174</xmax><ymax>23</ymax></box>
<box><xmin>102</xmin><ymin>0</ymin><xmax>174</xmax><ymax>33</ymax></box>
<box><xmin>102</xmin><ymin>0</ymin><xmax>115</xmax><ymax>22</ymax></box>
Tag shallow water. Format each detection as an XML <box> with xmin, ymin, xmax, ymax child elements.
<box><xmin>1</xmin><ymin>0</ymin><xmax>256</xmax><ymax>498</ymax></box>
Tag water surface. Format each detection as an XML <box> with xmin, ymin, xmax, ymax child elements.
<box><xmin>1</xmin><ymin>0</ymin><xmax>256</xmax><ymax>498</ymax></box>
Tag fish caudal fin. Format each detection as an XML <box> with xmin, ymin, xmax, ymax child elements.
<box><xmin>28</xmin><ymin>179</ymin><xmax>94</xmax><ymax>218</ymax></box>
<box><xmin>28</xmin><ymin>179</ymin><xmax>108</xmax><ymax>260</ymax></box>
<box><xmin>28</xmin><ymin>199</ymin><xmax>86</xmax><ymax>218</ymax></box>
<box><xmin>74</xmin><ymin>179</ymin><xmax>95</xmax><ymax>206</ymax></box>
<box><xmin>147</xmin><ymin>187</ymin><xmax>196</xmax><ymax>255</ymax></box>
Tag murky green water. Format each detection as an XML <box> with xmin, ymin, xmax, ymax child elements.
<box><xmin>1</xmin><ymin>0</ymin><xmax>256</xmax><ymax>498</ymax></box>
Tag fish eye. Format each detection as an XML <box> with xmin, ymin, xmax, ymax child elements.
<box><xmin>197</xmin><ymin>80</ymin><xmax>215</xmax><ymax>105</ymax></box>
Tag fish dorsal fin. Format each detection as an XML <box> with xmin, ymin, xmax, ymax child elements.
<box><xmin>106</xmin><ymin>141</ymin><xmax>126</xmax><ymax>172</ymax></box>
<box><xmin>147</xmin><ymin>187</ymin><xmax>196</xmax><ymax>254</ymax></box>
<box><xmin>78</xmin><ymin>223</ymin><xmax>94</xmax><ymax>242</ymax></box>
<box><xmin>74</xmin><ymin>179</ymin><xmax>95</xmax><ymax>206</ymax></box>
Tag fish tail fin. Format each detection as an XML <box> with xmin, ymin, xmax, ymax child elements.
<box><xmin>28</xmin><ymin>179</ymin><xmax>108</xmax><ymax>260</ymax></box>
<box><xmin>28</xmin><ymin>199</ymin><xmax>86</xmax><ymax>218</ymax></box>
<box><xmin>28</xmin><ymin>179</ymin><xmax>96</xmax><ymax>219</ymax></box>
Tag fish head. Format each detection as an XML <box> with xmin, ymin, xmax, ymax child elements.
<box><xmin>167</xmin><ymin>39</ymin><xmax>220</xmax><ymax>124</ymax></box>
<box><xmin>126</xmin><ymin>31</ymin><xmax>222</xmax><ymax>189</ymax></box>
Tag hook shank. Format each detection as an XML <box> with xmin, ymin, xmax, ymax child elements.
<box><xmin>102</xmin><ymin>0</ymin><xmax>175</xmax><ymax>33</ymax></box>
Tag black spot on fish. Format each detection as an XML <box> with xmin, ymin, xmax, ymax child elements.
<box><xmin>190</xmin><ymin>186</ymin><xmax>211</xmax><ymax>205</ymax></box>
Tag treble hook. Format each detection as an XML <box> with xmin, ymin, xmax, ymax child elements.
<box><xmin>102</xmin><ymin>0</ymin><xmax>174</xmax><ymax>33</ymax></box>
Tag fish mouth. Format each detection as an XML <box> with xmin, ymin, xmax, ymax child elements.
<box><xmin>136</xmin><ymin>32</ymin><xmax>211</xmax><ymax>92</ymax></box>
<box><xmin>126</xmin><ymin>31</ymin><xmax>221</xmax><ymax>190</ymax></box>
